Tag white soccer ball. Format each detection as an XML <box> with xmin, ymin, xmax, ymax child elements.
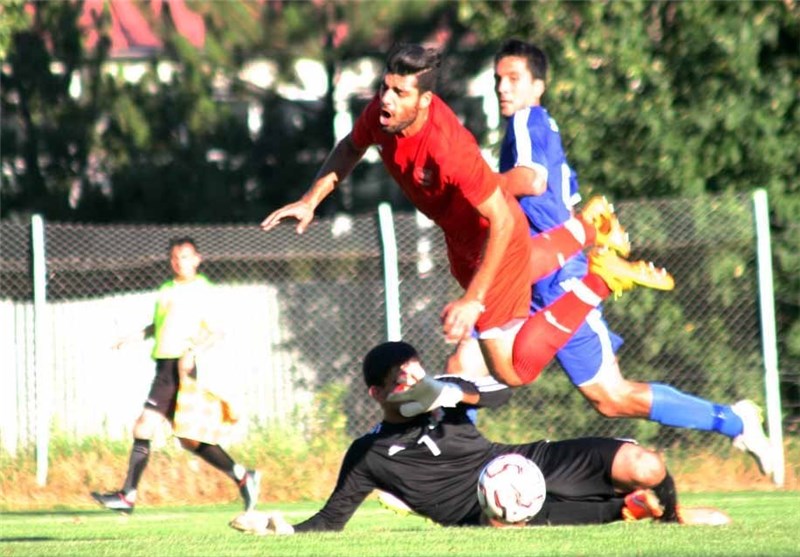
<box><xmin>477</xmin><ymin>453</ymin><xmax>546</xmax><ymax>524</ymax></box>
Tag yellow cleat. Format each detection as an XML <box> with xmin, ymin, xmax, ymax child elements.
<box><xmin>589</xmin><ymin>248</ymin><xmax>675</xmax><ymax>297</ymax></box>
<box><xmin>377</xmin><ymin>490</ymin><xmax>418</xmax><ymax>517</ymax></box>
<box><xmin>580</xmin><ymin>196</ymin><xmax>631</xmax><ymax>257</ymax></box>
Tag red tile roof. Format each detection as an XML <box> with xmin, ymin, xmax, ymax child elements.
<box><xmin>72</xmin><ymin>0</ymin><xmax>205</xmax><ymax>57</ymax></box>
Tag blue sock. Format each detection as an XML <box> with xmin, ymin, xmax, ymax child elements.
<box><xmin>649</xmin><ymin>383</ymin><xmax>743</xmax><ymax>438</ymax></box>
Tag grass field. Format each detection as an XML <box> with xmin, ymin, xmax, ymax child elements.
<box><xmin>1</xmin><ymin>492</ymin><xmax>798</xmax><ymax>557</ymax></box>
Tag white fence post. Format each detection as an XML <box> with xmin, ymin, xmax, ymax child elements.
<box><xmin>31</xmin><ymin>214</ymin><xmax>51</xmax><ymax>486</ymax></box>
<box><xmin>377</xmin><ymin>203</ymin><xmax>401</xmax><ymax>341</ymax></box>
<box><xmin>752</xmin><ymin>189</ymin><xmax>785</xmax><ymax>487</ymax></box>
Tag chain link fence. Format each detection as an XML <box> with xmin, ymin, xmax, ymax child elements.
<box><xmin>0</xmin><ymin>193</ymin><xmax>795</xmax><ymax>460</ymax></box>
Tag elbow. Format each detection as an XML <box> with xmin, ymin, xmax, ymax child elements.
<box><xmin>529</xmin><ymin>174</ymin><xmax>547</xmax><ymax>196</ymax></box>
<box><xmin>531</xmin><ymin>183</ymin><xmax>546</xmax><ymax>197</ymax></box>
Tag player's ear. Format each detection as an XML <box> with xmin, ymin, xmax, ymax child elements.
<box><xmin>533</xmin><ymin>79</ymin><xmax>546</xmax><ymax>99</ymax></box>
<box><xmin>419</xmin><ymin>90</ymin><xmax>433</xmax><ymax>109</ymax></box>
<box><xmin>368</xmin><ymin>386</ymin><xmax>383</xmax><ymax>402</ymax></box>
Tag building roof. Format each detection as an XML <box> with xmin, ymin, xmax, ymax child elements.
<box><xmin>29</xmin><ymin>0</ymin><xmax>207</xmax><ymax>59</ymax></box>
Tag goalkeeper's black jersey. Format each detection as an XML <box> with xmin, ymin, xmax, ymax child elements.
<box><xmin>294</xmin><ymin>377</ymin><xmax>624</xmax><ymax>531</ymax></box>
<box><xmin>294</xmin><ymin>377</ymin><xmax>518</xmax><ymax>530</ymax></box>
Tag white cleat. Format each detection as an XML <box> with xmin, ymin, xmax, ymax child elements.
<box><xmin>731</xmin><ymin>400</ymin><xmax>774</xmax><ymax>478</ymax></box>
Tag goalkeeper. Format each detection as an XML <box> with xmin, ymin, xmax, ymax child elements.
<box><xmin>231</xmin><ymin>341</ymin><xmax>727</xmax><ymax>535</ymax></box>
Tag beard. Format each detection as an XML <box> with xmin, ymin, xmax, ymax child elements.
<box><xmin>379</xmin><ymin>107</ymin><xmax>419</xmax><ymax>135</ymax></box>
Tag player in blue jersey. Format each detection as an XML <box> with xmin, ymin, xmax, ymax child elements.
<box><xmin>445</xmin><ymin>39</ymin><xmax>773</xmax><ymax>478</ymax></box>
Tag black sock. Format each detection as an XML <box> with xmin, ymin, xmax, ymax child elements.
<box><xmin>653</xmin><ymin>472</ymin><xmax>679</xmax><ymax>522</ymax></box>
<box><xmin>122</xmin><ymin>438</ymin><xmax>151</xmax><ymax>494</ymax></box>
<box><xmin>192</xmin><ymin>442</ymin><xmax>238</xmax><ymax>481</ymax></box>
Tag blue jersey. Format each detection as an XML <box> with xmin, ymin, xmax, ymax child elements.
<box><xmin>499</xmin><ymin>106</ymin><xmax>581</xmax><ymax>233</ymax></box>
<box><xmin>500</xmin><ymin>105</ymin><xmax>623</xmax><ymax>386</ymax></box>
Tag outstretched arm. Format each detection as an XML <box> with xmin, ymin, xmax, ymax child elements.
<box><xmin>230</xmin><ymin>438</ymin><xmax>376</xmax><ymax>535</ymax></box>
<box><xmin>260</xmin><ymin>134</ymin><xmax>366</xmax><ymax>234</ymax></box>
<box><xmin>501</xmin><ymin>166</ymin><xmax>546</xmax><ymax>197</ymax></box>
<box><xmin>441</xmin><ymin>186</ymin><xmax>517</xmax><ymax>343</ymax></box>
<box><xmin>387</xmin><ymin>365</ymin><xmax>513</xmax><ymax>416</ymax></box>
<box><xmin>112</xmin><ymin>323</ymin><xmax>154</xmax><ymax>350</ymax></box>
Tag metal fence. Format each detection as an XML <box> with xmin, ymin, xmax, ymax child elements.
<box><xmin>0</xmin><ymin>193</ymin><xmax>791</xmax><ymax>470</ymax></box>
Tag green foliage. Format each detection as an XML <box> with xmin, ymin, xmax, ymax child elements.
<box><xmin>1</xmin><ymin>1</ymin><xmax>797</xmax><ymax>415</ymax></box>
<box><xmin>463</xmin><ymin>1</ymin><xmax>798</xmax><ymax>201</ymax></box>
<box><xmin>7</xmin><ymin>1</ymin><xmax>795</xmax><ymax>222</ymax></box>
<box><xmin>0</xmin><ymin>0</ymin><xmax>28</xmax><ymax>59</ymax></box>
<box><xmin>460</xmin><ymin>1</ymin><xmax>799</xmax><ymax>420</ymax></box>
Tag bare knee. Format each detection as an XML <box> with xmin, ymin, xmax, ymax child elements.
<box><xmin>579</xmin><ymin>384</ymin><xmax>630</xmax><ymax>417</ymax></box>
<box><xmin>131</xmin><ymin>408</ymin><xmax>165</xmax><ymax>440</ymax></box>
<box><xmin>479</xmin><ymin>337</ymin><xmax>524</xmax><ymax>386</ymax></box>
<box><xmin>446</xmin><ymin>339</ymin><xmax>490</xmax><ymax>379</ymax></box>
<box><xmin>580</xmin><ymin>380</ymin><xmax>652</xmax><ymax>419</ymax></box>
<box><xmin>611</xmin><ymin>443</ymin><xmax>666</xmax><ymax>490</ymax></box>
<box><xmin>131</xmin><ymin>416</ymin><xmax>155</xmax><ymax>439</ymax></box>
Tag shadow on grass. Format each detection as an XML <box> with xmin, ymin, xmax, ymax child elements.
<box><xmin>0</xmin><ymin>509</ymin><xmax>110</xmax><ymax>517</ymax></box>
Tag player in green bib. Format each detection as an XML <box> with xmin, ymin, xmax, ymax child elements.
<box><xmin>91</xmin><ymin>237</ymin><xmax>260</xmax><ymax>514</ymax></box>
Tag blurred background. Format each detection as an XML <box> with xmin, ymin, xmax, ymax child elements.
<box><xmin>0</xmin><ymin>0</ymin><xmax>798</xmax><ymax>499</ymax></box>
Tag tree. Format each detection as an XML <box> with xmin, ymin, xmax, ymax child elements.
<box><xmin>1</xmin><ymin>0</ymin><xmax>473</xmax><ymax>222</ymax></box>
<box><xmin>459</xmin><ymin>0</ymin><xmax>800</xmax><ymax>421</ymax></box>
<box><xmin>1</xmin><ymin>1</ymin><xmax>111</xmax><ymax>221</ymax></box>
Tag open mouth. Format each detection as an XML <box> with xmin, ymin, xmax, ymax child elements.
<box><xmin>379</xmin><ymin>109</ymin><xmax>392</xmax><ymax>127</ymax></box>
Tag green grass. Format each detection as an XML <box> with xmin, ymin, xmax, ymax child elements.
<box><xmin>1</xmin><ymin>492</ymin><xmax>798</xmax><ymax>557</ymax></box>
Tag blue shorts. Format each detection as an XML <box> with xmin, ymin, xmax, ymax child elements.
<box><xmin>532</xmin><ymin>252</ymin><xmax>624</xmax><ymax>387</ymax></box>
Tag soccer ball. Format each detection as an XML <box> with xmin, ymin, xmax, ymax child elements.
<box><xmin>477</xmin><ymin>453</ymin><xmax>546</xmax><ymax>524</ymax></box>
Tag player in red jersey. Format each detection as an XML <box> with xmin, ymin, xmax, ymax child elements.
<box><xmin>261</xmin><ymin>43</ymin><xmax>672</xmax><ymax>388</ymax></box>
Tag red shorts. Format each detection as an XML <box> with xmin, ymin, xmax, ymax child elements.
<box><xmin>475</xmin><ymin>242</ymin><xmax>532</xmax><ymax>332</ymax></box>
<box><xmin>446</xmin><ymin>198</ymin><xmax>533</xmax><ymax>333</ymax></box>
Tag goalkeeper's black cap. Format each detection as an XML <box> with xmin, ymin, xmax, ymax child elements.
<box><xmin>363</xmin><ymin>341</ymin><xmax>418</xmax><ymax>387</ymax></box>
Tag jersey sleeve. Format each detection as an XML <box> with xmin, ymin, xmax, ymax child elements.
<box><xmin>436</xmin><ymin>376</ymin><xmax>513</xmax><ymax>409</ymax></box>
<box><xmin>292</xmin><ymin>438</ymin><xmax>377</xmax><ymax>532</ymax></box>
<box><xmin>509</xmin><ymin>110</ymin><xmax>548</xmax><ymax>180</ymax></box>
<box><xmin>350</xmin><ymin>95</ymin><xmax>380</xmax><ymax>150</ymax></box>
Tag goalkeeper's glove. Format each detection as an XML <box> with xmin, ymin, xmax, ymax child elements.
<box><xmin>387</xmin><ymin>374</ymin><xmax>463</xmax><ymax>417</ymax></box>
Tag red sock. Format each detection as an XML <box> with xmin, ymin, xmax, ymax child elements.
<box><xmin>530</xmin><ymin>220</ymin><xmax>596</xmax><ymax>281</ymax></box>
<box><xmin>512</xmin><ymin>273</ymin><xmax>610</xmax><ymax>384</ymax></box>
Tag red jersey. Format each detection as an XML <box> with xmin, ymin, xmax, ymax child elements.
<box><xmin>351</xmin><ymin>94</ymin><xmax>532</xmax><ymax>330</ymax></box>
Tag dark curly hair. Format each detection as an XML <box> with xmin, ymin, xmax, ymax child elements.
<box><xmin>384</xmin><ymin>43</ymin><xmax>441</xmax><ymax>93</ymax></box>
